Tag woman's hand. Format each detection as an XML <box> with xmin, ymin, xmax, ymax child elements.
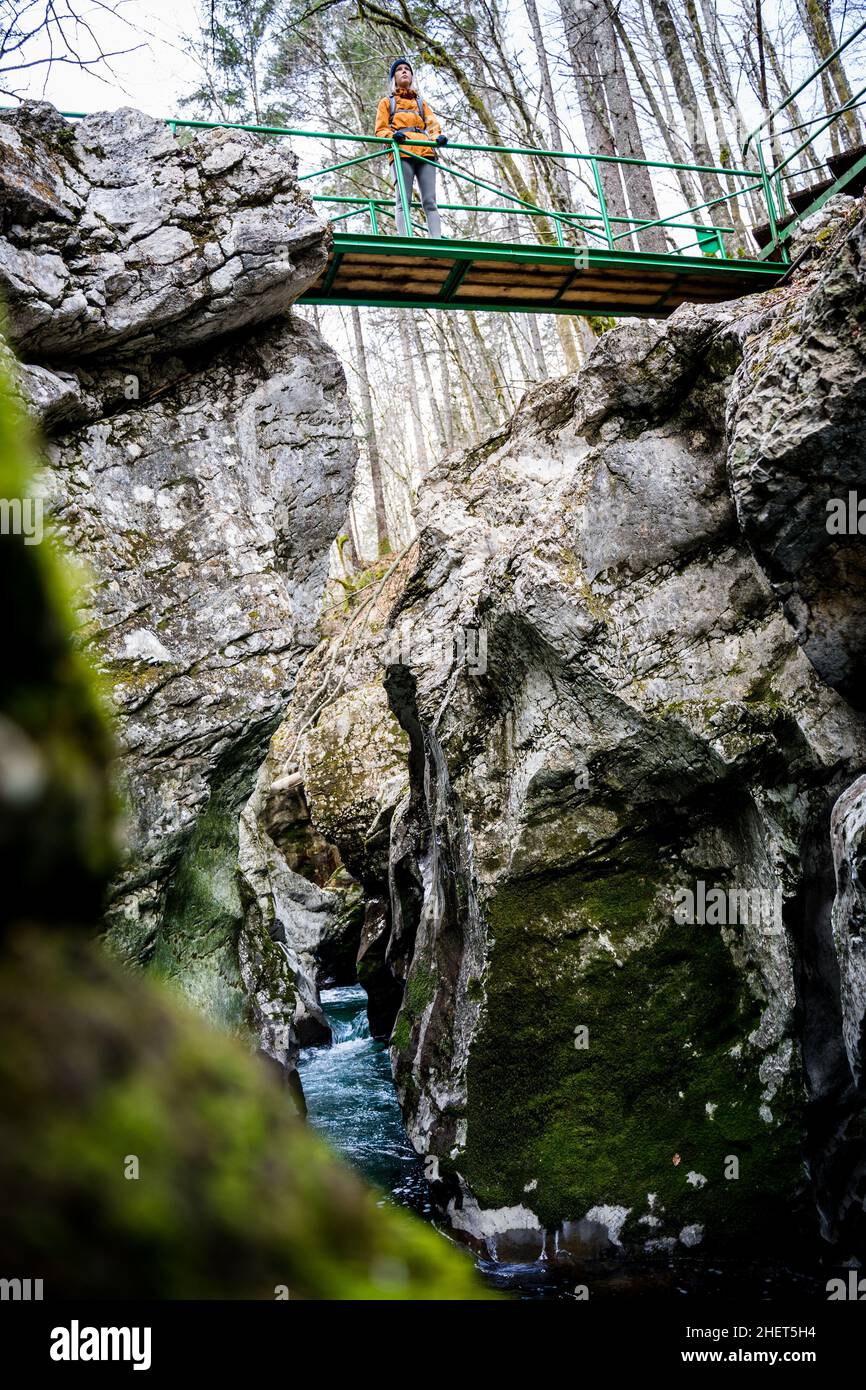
<box><xmin>393</xmin><ymin>130</ymin><xmax>407</xmax><ymax>143</ymax></box>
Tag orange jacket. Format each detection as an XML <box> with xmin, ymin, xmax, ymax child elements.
<box><xmin>375</xmin><ymin>91</ymin><xmax>442</xmax><ymax>162</ymax></box>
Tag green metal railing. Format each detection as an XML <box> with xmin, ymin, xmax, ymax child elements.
<box><xmin>742</xmin><ymin>20</ymin><xmax>866</xmax><ymax>250</ymax></box>
<box><xmin>26</xmin><ymin>108</ymin><xmax>773</xmax><ymax>263</ymax></box>
<box><xmin>153</xmin><ymin>117</ymin><xmax>768</xmax><ymax>262</ymax></box>
<box><xmin>7</xmin><ymin>17</ymin><xmax>865</xmax><ymax>270</ymax></box>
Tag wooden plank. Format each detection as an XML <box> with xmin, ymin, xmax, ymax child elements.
<box><xmin>665</xmin><ymin>276</ymin><xmax>756</xmax><ymax>294</ymax></box>
<box><xmin>474</xmin><ymin>256</ymin><xmax>674</xmax><ymax>284</ymax></box>
<box><xmin>335</xmin><ymin>273</ymin><xmax>450</xmax><ymax>290</ymax></box>
<box><xmin>338</xmin><ymin>254</ymin><xmax>457</xmax><ymax>273</ymax></box>
<box><xmin>539</xmin><ymin>274</ymin><xmax>674</xmax><ymax>293</ymax></box>
<box><xmin>336</xmin><ymin>260</ymin><xmax>450</xmax><ymax>281</ymax></box>
<box><xmin>461</xmin><ymin>272</ymin><xmax>575</xmax><ymax>287</ymax></box>
<box><xmin>453</xmin><ymin>282</ymin><xmax>562</xmax><ymax>301</ymax></box>
<box><xmin>465</xmin><ymin>256</ymin><xmax>564</xmax><ymax>270</ymax></box>
<box><xmin>459</xmin><ymin>270</ymin><xmax>568</xmax><ymax>283</ymax></box>
<box><xmin>463</xmin><ymin>261</ymin><xmax>573</xmax><ymax>276</ymax></box>
<box><xmin>335</xmin><ymin>278</ymin><xmax>450</xmax><ymax>295</ymax></box>
<box><xmin>457</xmin><ymin>275</ymin><xmax>572</xmax><ymax>292</ymax></box>
<box><xmin>558</xmin><ymin>291</ymin><xmax>670</xmax><ymax>307</ymax></box>
<box><xmin>463</xmin><ymin>264</ymin><xmax>675</xmax><ymax>285</ymax></box>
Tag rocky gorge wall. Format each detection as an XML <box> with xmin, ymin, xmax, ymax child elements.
<box><xmin>0</xmin><ymin>102</ymin><xmax>357</xmax><ymax>1075</ymax></box>
<box><xmin>271</xmin><ymin>200</ymin><xmax>866</xmax><ymax>1263</ymax></box>
<box><xmin>4</xmin><ymin>99</ymin><xmax>865</xmax><ymax>1273</ymax></box>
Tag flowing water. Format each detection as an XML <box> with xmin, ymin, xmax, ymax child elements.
<box><xmin>298</xmin><ymin>984</ymin><xmax>428</xmax><ymax>1214</ymax></box>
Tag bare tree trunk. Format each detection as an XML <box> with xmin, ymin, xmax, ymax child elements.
<box><xmin>682</xmin><ymin>0</ymin><xmax>749</xmax><ymax>246</ymax></box>
<box><xmin>434</xmin><ymin>317</ymin><xmax>456</xmax><ymax>449</ymax></box>
<box><xmin>350</xmin><ymin>306</ymin><xmax>390</xmax><ymax>556</ymax></box>
<box><xmin>398</xmin><ymin>312</ymin><xmax>428</xmax><ymax>477</ymax></box>
<box><xmin>601</xmin><ymin>1</ymin><xmax>668</xmax><ymax>251</ymax></box>
<box><xmin>556</xmin><ymin>316</ymin><xmax>581</xmax><ymax>373</ymax></box>
<box><xmin>523</xmin><ymin>0</ymin><xmax>573</xmax><ymax>211</ymax></box>
<box><xmin>561</xmin><ymin>0</ymin><xmax>666</xmax><ymax>251</ymax></box>
<box><xmin>348</xmin><ymin>499</ymin><xmax>363</xmax><ymax>568</ymax></box>
<box><xmin>503</xmin><ymin>315</ymin><xmax>531</xmax><ymax>390</ymax></box>
<box><xmin>611</xmin><ymin>6</ymin><xmax>707</xmax><ymax>219</ymax></box>
<box><xmin>464</xmin><ymin>312</ymin><xmax>505</xmax><ymax>419</ymax></box>
<box><xmin>559</xmin><ymin>0</ymin><xmax>631</xmax><ymax>237</ymax></box>
<box><xmin>763</xmin><ymin>28</ymin><xmax>824</xmax><ymax>178</ymax></box>
<box><xmin>450</xmin><ymin>321</ymin><xmax>488</xmax><ymax>432</ymax></box>
<box><xmin>248</xmin><ymin>34</ymin><xmax>262</xmax><ymax>123</ymax></box>
<box><xmin>468</xmin><ymin>312</ymin><xmax>512</xmax><ymax>416</ymax></box>
<box><xmin>795</xmin><ymin>0</ymin><xmax>860</xmax><ymax>146</ymax></box>
<box><xmin>526</xmin><ymin>314</ymin><xmax>548</xmax><ymax>380</ymax></box>
<box><xmin>690</xmin><ymin>0</ymin><xmax>764</xmax><ymax>220</ymax></box>
<box><xmin>650</xmin><ymin>0</ymin><xmax>725</xmax><ymax>218</ymax></box>
<box><xmin>411</xmin><ymin>316</ymin><xmax>446</xmax><ymax>453</ymax></box>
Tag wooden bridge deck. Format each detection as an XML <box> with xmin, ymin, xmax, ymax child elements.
<box><xmin>301</xmin><ymin>235</ymin><xmax>788</xmax><ymax>317</ymax></box>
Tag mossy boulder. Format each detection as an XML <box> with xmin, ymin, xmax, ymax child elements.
<box><xmin>0</xmin><ymin>343</ymin><xmax>116</xmax><ymax>933</ymax></box>
<box><xmin>0</xmin><ymin>926</ymin><xmax>488</xmax><ymax>1300</ymax></box>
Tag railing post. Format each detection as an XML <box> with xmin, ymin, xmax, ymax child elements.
<box><xmin>393</xmin><ymin>146</ymin><xmax>414</xmax><ymax>237</ymax></box>
<box><xmin>756</xmin><ymin>140</ymin><xmax>780</xmax><ymax>253</ymax></box>
<box><xmin>590</xmin><ymin>158</ymin><xmax>614</xmax><ymax>250</ymax></box>
<box><xmin>368</xmin><ymin>200</ymin><xmax>380</xmax><ymax>235</ymax></box>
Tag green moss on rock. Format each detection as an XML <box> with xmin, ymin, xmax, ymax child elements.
<box><xmin>462</xmin><ymin>854</ymin><xmax>805</xmax><ymax>1245</ymax></box>
<box><xmin>0</xmin><ymin>348</ymin><xmax>489</xmax><ymax>1300</ymax></box>
<box><xmin>151</xmin><ymin>788</ymin><xmax>251</xmax><ymax>1034</ymax></box>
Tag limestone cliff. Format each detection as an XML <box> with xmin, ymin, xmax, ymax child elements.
<box><xmin>0</xmin><ymin>102</ymin><xmax>356</xmax><ymax>1072</ymax></box>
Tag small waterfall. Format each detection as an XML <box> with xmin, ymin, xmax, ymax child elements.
<box><xmin>324</xmin><ymin>986</ymin><xmax>372</xmax><ymax>1044</ymax></box>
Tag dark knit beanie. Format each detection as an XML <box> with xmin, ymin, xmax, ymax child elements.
<box><xmin>389</xmin><ymin>57</ymin><xmax>413</xmax><ymax>80</ymax></box>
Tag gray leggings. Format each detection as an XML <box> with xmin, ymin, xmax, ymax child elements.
<box><xmin>393</xmin><ymin>156</ymin><xmax>442</xmax><ymax>238</ymax></box>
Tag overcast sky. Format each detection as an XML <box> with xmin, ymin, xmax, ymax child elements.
<box><xmin>12</xmin><ymin>0</ymin><xmax>203</xmax><ymax>116</ymax></box>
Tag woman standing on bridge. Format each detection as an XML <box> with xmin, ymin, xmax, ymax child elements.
<box><xmin>376</xmin><ymin>58</ymin><xmax>448</xmax><ymax>238</ymax></box>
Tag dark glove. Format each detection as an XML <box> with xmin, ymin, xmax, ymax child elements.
<box><xmin>436</xmin><ymin>134</ymin><xmax>448</xmax><ymax>146</ymax></box>
<box><xmin>393</xmin><ymin>130</ymin><xmax>407</xmax><ymax>144</ymax></box>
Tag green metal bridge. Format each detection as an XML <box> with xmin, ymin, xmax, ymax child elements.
<box><xmin>39</xmin><ymin>22</ymin><xmax>866</xmax><ymax>319</ymax></box>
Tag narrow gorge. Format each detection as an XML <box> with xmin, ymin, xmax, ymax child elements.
<box><xmin>2</xmin><ymin>99</ymin><xmax>865</xmax><ymax>1301</ymax></box>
